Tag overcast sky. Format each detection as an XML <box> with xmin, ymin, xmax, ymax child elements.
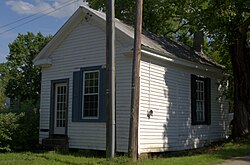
<box><xmin>0</xmin><ymin>0</ymin><xmax>86</xmax><ymax>63</ymax></box>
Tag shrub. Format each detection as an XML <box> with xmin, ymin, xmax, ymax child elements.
<box><xmin>0</xmin><ymin>99</ymin><xmax>40</xmax><ymax>152</ymax></box>
<box><xmin>0</xmin><ymin>112</ymin><xmax>23</xmax><ymax>152</ymax></box>
<box><xmin>11</xmin><ymin>100</ymin><xmax>40</xmax><ymax>151</ymax></box>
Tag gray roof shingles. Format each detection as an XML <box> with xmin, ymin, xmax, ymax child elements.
<box><xmin>141</xmin><ymin>30</ymin><xmax>223</xmax><ymax>68</ymax></box>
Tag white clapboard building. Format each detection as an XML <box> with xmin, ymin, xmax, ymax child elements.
<box><xmin>34</xmin><ymin>5</ymin><xmax>228</xmax><ymax>154</ymax></box>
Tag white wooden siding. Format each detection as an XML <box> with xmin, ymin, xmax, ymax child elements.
<box><xmin>39</xmin><ymin>12</ymin><xmax>227</xmax><ymax>153</ymax></box>
<box><xmin>39</xmin><ymin>71</ymin><xmax>51</xmax><ymax>143</ymax></box>
<box><xmin>39</xmin><ymin>19</ymin><xmax>132</xmax><ymax>152</ymax></box>
<box><xmin>139</xmin><ymin>57</ymin><xmax>227</xmax><ymax>153</ymax></box>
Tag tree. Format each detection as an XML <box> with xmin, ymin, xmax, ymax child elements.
<box><xmin>185</xmin><ymin>0</ymin><xmax>250</xmax><ymax>139</ymax></box>
<box><xmin>214</xmin><ymin>1</ymin><xmax>250</xmax><ymax>139</ymax></box>
<box><xmin>0</xmin><ymin>63</ymin><xmax>7</xmax><ymax>110</ymax></box>
<box><xmin>5</xmin><ymin>32</ymin><xmax>52</xmax><ymax>104</ymax></box>
<box><xmin>88</xmin><ymin>0</ymin><xmax>194</xmax><ymax>42</ymax></box>
<box><xmin>88</xmin><ymin>0</ymin><xmax>250</xmax><ymax>139</ymax></box>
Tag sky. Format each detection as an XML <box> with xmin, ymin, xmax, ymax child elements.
<box><xmin>0</xmin><ymin>0</ymin><xmax>86</xmax><ymax>63</ymax></box>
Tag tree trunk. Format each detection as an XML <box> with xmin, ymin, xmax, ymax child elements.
<box><xmin>231</xmin><ymin>23</ymin><xmax>250</xmax><ymax>140</ymax></box>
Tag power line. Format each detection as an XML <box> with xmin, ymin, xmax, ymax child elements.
<box><xmin>0</xmin><ymin>0</ymin><xmax>78</xmax><ymax>36</ymax></box>
<box><xmin>0</xmin><ymin>0</ymin><xmax>76</xmax><ymax>30</ymax></box>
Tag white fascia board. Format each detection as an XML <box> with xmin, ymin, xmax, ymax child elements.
<box><xmin>34</xmin><ymin>58</ymin><xmax>52</xmax><ymax>67</ymax></box>
<box><xmin>141</xmin><ymin>49</ymin><xmax>223</xmax><ymax>76</ymax></box>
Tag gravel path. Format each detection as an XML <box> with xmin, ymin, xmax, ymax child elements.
<box><xmin>217</xmin><ymin>156</ymin><xmax>250</xmax><ymax>165</ymax></box>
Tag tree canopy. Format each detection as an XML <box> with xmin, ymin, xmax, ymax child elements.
<box><xmin>89</xmin><ymin>0</ymin><xmax>196</xmax><ymax>41</ymax></box>
<box><xmin>0</xmin><ymin>63</ymin><xmax>7</xmax><ymax>110</ymax></box>
<box><xmin>5</xmin><ymin>32</ymin><xmax>52</xmax><ymax>103</ymax></box>
<box><xmin>194</xmin><ymin>0</ymin><xmax>250</xmax><ymax>138</ymax></box>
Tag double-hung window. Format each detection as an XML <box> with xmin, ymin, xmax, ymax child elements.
<box><xmin>83</xmin><ymin>70</ymin><xmax>99</xmax><ymax>118</ymax></box>
<box><xmin>191</xmin><ymin>74</ymin><xmax>211</xmax><ymax>125</ymax></box>
<box><xmin>72</xmin><ymin>66</ymin><xmax>106</xmax><ymax>122</ymax></box>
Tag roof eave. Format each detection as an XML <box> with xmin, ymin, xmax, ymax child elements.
<box><xmin>141</xmin><ymin>48</ymin><xmax>224</xmax><ymax>78</ymax></box>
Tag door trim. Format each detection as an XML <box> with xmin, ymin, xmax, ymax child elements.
<box><xmin>50</xmin><ymin>78</ymin><xmax>69</xmax><ymax>136</ymax></box>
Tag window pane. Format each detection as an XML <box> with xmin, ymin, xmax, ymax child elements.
<box><xmin>85</xmin><ymin>80</ymin><xmax>90</xmax><ymax>87</ymax></box>
<box><xmin>90</xmin><ymin>72</ymin><xmax>93</xmax><ymax>79</ymax></box>
<box><xmin>86</xmin><ymin>73</ymin><xmax>89</xmax><ymax>79</ymax></box>
<box><xmin>89</xmin><ymin>87</ymin><xmax>93</xmax><ymax>93</ymax></box>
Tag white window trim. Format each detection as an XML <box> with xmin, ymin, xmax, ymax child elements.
<box><xmin>196</xmin><ymin>80</ymin><xmax>205</xmax><ymax>122</ymax></box>
<box><xmin>82</xmin><ymin>70</ymin><xmax>100</xmax><ymax>119</ymax></box>
<box><xmin>55</xmin><ymin>83</ymin><xmax>67</xmax><ymax>128</ymax></box>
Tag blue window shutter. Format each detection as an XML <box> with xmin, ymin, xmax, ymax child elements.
<box><xmin>205</xmin><ymin>77</ymin><xmax>211</xmax><ymax>125</ymax></box>
<box><xmin>72</xmin><ymin>71</ymin><xmax>82</xmax><ymax>122</ymax></box>
<box><xmin>99</xmin><ymin>67</ymin><xmax>106</xmax><ymax>122</ymax></box>
<box><xmin>191</xmin><ymin>74</ymin><xmax>197</xmax><ymax>125</ymax></box>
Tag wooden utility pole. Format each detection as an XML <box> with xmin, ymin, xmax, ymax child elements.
<box><xmin>128</xmin><ymin>0</ymin><xmax>143</xmax><ymax>160</ymax></box>
<box><xmin>106</xmin><ymin>0</ymin><xmax>116</xmax><ymax>158</ymax></box>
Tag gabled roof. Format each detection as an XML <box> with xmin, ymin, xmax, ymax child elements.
<box><xmin>34</xmin><ymin>5</ymin><xmax>222</xmax><ymax>69</ymax></box>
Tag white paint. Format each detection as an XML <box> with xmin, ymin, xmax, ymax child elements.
<box><xmin>138</xmin><ymin>58</ymin><xmax>228</xmax><ymax>154</ymax></box>
<box><xmin>39</xmin><ymin>18</ymin><xmax>132</xmax><ymax>152</ymax></box>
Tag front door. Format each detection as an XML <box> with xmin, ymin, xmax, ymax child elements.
<box><xmin>54</xmin><ymin>83</ymin><xmax>67</xmax><ymax>134</ymax></box>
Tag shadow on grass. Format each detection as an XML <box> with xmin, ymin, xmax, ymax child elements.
<box><xmin>64</xmin><ymin>149</ymin><xmax>106</xmax><ymax>158</ymax></box>
<box><xmin>29</xmin><ymin>150</ymin><xmax>134</xmax><ymax>165</ymax></box>
<box><xmin>212</xmin><ymin>141</ymin><xmax>250</xmax><ymax>160</ymax></box>
<box><xmin>58</xmin><ymin>149</ymin><xmax>129</xmax><ymax>159</ymax></box>
<box><xmin>38</xmin><ymin>148</ymin><xmax>107</xmax><ymax>158</ymax></box>
<box><xmin>149</xmin><ymin>137</ymin><xmax>250</xmax><ymax>160</ymax></box>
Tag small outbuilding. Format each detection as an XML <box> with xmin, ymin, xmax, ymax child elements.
<box><xmin>34</xmin><ymin>5</ymin><xmax>228</xmax><ymax>154</ymax></box>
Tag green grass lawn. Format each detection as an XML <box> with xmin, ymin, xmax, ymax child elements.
<box><xmin>141</xmin><ymin>141</ymin><xmax>250</xmax><ymax>165</ymax></box>
<box><xmin>0</xmin><ymin>139</ymin><xmax>249</xmax><ymax>165</ymax></box>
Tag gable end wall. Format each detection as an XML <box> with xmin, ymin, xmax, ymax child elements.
<box><xmin>39</xmin><ymin>18</ymin><xmax>132</xmax><ymax>152</ymax></box>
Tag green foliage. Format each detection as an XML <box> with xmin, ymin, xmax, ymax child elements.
<box><xmin>88</xmin><ymin>0</ymin><xmax>196</xmax><ymax>43</ymax></box>
<box><xmin>11</xmin><ymin>100</ymin><xmax>40</xmax><ymax>151</ymax></box>
<box><xmin>0</xmin><ymin>63</ymin><xmax>7</xmax><ymax>111</ymax></box>
<box><xmin>0</xmin><ymin>32</ymin><xmax>50</xmax><ymax>152</ymax></box>
<box><xmin>194</xmin><ymin>0</ymin><xmax>249</xmax><ymax>64</ymax></box>
<box><xmin>0</xmin><ymin>112</ymin><xmax>22</xmax><ymax>152</ymax></box>
<box><xmin>0</xmin><ymin>82</ymin><xmax>6</xmax><ymax>111</ymax></box>
<box><xmin>0</xmin><ymin>100</ymin><xmax>39</xmax><ymax>152</ymax></box>
<box><xmin>5</xmin><ymin>32</ymin><xmax>52</xmax><ymax>103</ymax></box>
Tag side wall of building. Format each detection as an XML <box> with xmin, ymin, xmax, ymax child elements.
<box><xmin>139</xmin><ymin>56</ymin><xmax>228</xmax><ymax>153</ymax></box>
